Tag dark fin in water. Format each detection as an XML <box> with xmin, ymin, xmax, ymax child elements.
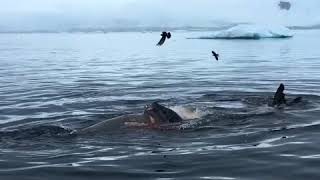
<box><xmin>272</xmin><ymin>83</ymin><xmax>286</xmax><ymax>106</ymax></box>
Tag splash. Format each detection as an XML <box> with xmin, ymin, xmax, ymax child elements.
<box><xmin>170</xmin><ymin>106</ymin><xmax>207</xmax><ymax>120</ymax></box>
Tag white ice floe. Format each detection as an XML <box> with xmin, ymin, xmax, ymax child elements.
<box><xmin>198</xmin><ymin>24</ymin><xmax>293</xmax><ymax>39</ymax></box>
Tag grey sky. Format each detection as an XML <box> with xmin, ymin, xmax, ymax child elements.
<box><xmin>0</xmin><ymin>0</ymin><xmax>319</xmax><ymax>31</ymax></box>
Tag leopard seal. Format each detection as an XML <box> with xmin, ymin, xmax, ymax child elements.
<box><xmin>77</xmin><ymin>102</ymin><xmax>183</xmax><ymax>134</ymax></box>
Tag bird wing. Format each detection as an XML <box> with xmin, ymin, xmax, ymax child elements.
<box><xmin>157</xmin><ymin>36</ymin><xmax>166</xmax><ymax>46</ymax></box>
<box><xmin>211</xmin><ymin>52</ymin><xmax>218</xmax><ymax>60</ymax></box>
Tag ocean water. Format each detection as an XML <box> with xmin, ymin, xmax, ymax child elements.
<box><xmin>0</xmin><ymin>30</ymin><xmax>320</xmax><ymax>180</ymax></box>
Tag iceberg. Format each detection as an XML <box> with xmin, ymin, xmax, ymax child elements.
<box><xmin>197</xmin><ymin>24</ymin><xmax>293</xmax><ymax>39</ymax></box>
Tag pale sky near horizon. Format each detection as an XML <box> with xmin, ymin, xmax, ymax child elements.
<box><xmin>0</xmin><ymin>0</ymin><xmax>319</xmax><ymax>30</ymax></box>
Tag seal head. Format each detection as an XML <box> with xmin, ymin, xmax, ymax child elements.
<box><xmin>143</xmin><ymin>102</ymin><xmax>183</xmax><ymax>125</ymax></box>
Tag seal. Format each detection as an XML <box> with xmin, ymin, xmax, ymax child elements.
<box><xmin>77</xmin><ymin>102</ymin><xmax>183</xmax><ymax>134</ymax></box>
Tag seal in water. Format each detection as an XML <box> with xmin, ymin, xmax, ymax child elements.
<box><xmin>157</xmin><ymin>32</ymin><xmax>171</xmax><ymax>46</ymax></box>
<box><xmin>272</xmin><ymin>83</ymin><xmax>302</xmax><ymax>107</ymax></box>
<box><xmin>77</xmin><ymin>102</ymin><xmax>183</xmax><ymax>134</ymax></box>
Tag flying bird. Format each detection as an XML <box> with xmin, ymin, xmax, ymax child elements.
<box><xmin>212</xmin><ymin>51</ymin><xmax>219</xmax><ymax>61</ymax></box>
<box><xmin>157</xmin><ymin>32</ymin><xmax>171</xmax><ymax>46</ymax></box>
<box><xmin>279</xmin><ymin>1</ymin><xmax>291</xmax><ymax>10</ymax></box>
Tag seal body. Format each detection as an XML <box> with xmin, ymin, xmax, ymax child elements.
<box><xmin>77</xmin><ymin>102</ymin><xmax>183</xmax><ymax>134</ymax></box>
<box><xmin>77</xmin><ymin>114</ymin><xmax>146</xmax><ymax>134</ymax></box>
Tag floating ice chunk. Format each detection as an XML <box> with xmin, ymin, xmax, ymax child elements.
<box><xmin>198</xmin><ymin>24</ymin><xmax>293</xmax><ymax>39</ymax></box>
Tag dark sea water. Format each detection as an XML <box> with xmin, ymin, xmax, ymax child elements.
<box><xmin>1</xmin><ymin>30</ymin><xmax>320</xmax><ymax>180</ymax></box>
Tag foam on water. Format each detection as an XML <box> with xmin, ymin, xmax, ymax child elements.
<box><xmin>170</xmin><ymin>106</ymin><xmax>207</xmax><ymax>120</ymax></box>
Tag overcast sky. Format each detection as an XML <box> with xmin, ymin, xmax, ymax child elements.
<box><xmin>0</xmin><ymin>0</ymin><xmax>319</xmax><ymax>31</ymax></box>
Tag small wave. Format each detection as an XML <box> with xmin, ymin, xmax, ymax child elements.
<box><xmin>195</xmin><ymin>24</ymin><xmax>293</xmax><ymax>39</ymax></box>
<box><xmin>0</xmin><ymin>125</ymin><xmax>73</xmax><ymax>140</ymax></box>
